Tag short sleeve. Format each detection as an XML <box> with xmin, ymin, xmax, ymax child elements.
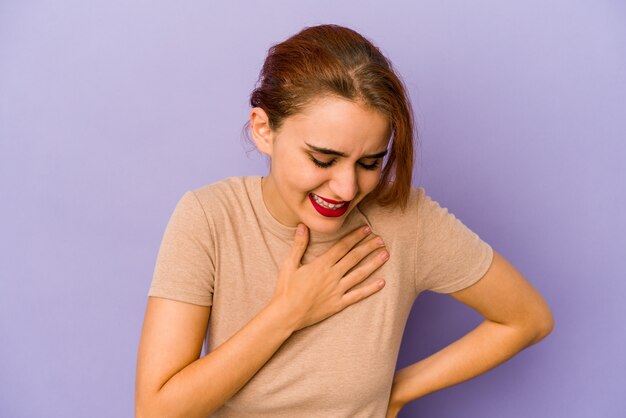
<box><xmin>148</xmin><ymin>191</ymin><xmax>215</xmax><ymax>306</ymax></box>
<box><xmin>414</xmin><ymin>191</ymin><xmax>494</xmax><ymax>294</ymax></box>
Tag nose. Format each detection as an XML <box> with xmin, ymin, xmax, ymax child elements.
<box><xmin>328</xmin><ymin>165</ymin><xmax>358</xmax><ymax>202</ymax></box>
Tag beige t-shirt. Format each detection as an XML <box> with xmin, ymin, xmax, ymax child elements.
<box><xmin>149</xmin><ymin>176</ymin><xmax>493</xmax><ymax>418</ymax></box>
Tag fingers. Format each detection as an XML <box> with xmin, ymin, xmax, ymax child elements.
<box><xmin>287</xmin><ymin>223</ymin><xmax>309</xmax><ymax>270</ymax></box>
<box><xmin>333</xmin><ymin>234</ymin><xmax>386</xmax><ymax>276</ymax></box>
<box><xmin>339</xmin><ymin>247</ymin><xmax>388</xmax><ymax>293</ymax></box>
<box><xmin>323</xmin><ymin>225</ymin><xmax>372</xmax><ymax>265</ymax></box>
<box><xmin>340</xmin><ymin>274</ymin><xmax>386</xmax><ymax>308</ymax></box>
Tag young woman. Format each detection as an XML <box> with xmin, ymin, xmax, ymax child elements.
<box><xmin>135</xmin><ymin>24</ymin><xmax>554</xmax><ymax>418</ymax></box>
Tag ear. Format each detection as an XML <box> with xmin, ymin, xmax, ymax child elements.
<box><xmin>249</xmin><ymin>107</ymin><xmax>275</xmax><ymax>157</ymax></box>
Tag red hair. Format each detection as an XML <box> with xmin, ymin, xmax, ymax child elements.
<box><xmin>249</xmin><ymin>24</ymin><xmax>416</xmax><ymax>209</ymax></box>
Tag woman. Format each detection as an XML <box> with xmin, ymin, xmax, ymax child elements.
<box><xmin>135</xmin><ymin>24</ymin><xmax>553</xmax><ymax>418</ymax></box>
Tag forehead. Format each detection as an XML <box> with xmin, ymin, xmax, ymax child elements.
<box><xmin>278</xmin><ymin>96</ymin><xmax>391</xmax><ymax>152</ymax></box>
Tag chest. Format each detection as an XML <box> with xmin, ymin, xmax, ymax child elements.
<box><xmin>204</xmin><ymin>223</ymin><xmax>418</xmax><ymax>413</ymax></box>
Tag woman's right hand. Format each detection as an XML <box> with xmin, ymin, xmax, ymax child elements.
<box><xmin>270</xmin><ymin>224</ymin><xmax>389</xmax><ymax>331</ymax></box>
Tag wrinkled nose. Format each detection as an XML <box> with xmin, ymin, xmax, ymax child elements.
<box><xmin>329</xmin><ymin>166</ymin><xmax>358</xmax><ymax>202</ymax></box>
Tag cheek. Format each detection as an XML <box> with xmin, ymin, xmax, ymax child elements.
<box><xmin>279</xmin><ymin>161</ymin><xmax>319</xmax><ymax>196</ymax></box>
<box><xmin>294</xmin><ymin>158</ymin><xmax>325</xmax><ymax>185</ymax></box>
<box><xmin>277</xmin><ymin>151</ymin><xmax>309</xmax><ymax>173</ymax></box>
<box><xmin>359</xmin><ymin>171</ymin><xmax>382</xmax><ymax>194</ymax></box>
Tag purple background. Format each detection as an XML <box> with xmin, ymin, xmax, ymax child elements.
<box><xmin>1</xmin><ymin>1</ymin><xmax>624</xmax><ymax>417</ymax></box>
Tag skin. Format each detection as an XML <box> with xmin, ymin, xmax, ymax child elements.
<box><xmin>135</xmin><ymin>97</ymin><xmax>392</xmax><ymax>418</ymax></box>
<box><xmin>385</xmin><ymin>250</ymin><xmax>554</xmax><ymax>417</ymax></box>
<box><xmin>135</xmin><ymin>95</ymin><xmax>554</xmax><ymax>418</ymax></box>
<box><xmin>253</xmin><ymin>95</ymin><xmax>391</xmax><ymax>233</ymax></box>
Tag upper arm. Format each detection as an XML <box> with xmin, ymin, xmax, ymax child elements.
<box><xmin>449</xmin><ymin>250</ymin><xmax>554</xmax><ymax>341</ymax></box>
<box><xmin>136</xmin><ymin>297</ymin><xmax>211</xmax><ymax>401</ymax></box>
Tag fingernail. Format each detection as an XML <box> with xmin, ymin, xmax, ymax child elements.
<box><xmin>376</xmin><ymin>237</ymin><xmax>384</xmax><ymax>245</ymax></box>
<box><xmin>297</xmin><ymin>224</ymin><xmax>305</xmax><ymax>235</ymax></box>
<box><xmin>363</xmin><ymin>226</ymin><xmax>371</xmax><ymax>234</ymax></box>
<box><xmin>380</xmin><ymin>250</ymin><xmax>389</xmax><ymax>260</ymax></box>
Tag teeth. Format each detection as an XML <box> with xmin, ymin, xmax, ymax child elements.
<box><xmin>312</xmin><ymin>194</ymin><xmax>346</xmax><ymax>210</ymax></box>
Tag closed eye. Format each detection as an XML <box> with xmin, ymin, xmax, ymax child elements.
<box><xmin>310</xmin><ymin>156</ymin><xmax>336</xmax><ymax>168</ymax></box>
<box><xmin>309</xmin><ymin>156</ymin><xmax>381</xmax><ymax>171</ymax></box>
<box><xmin>358</xmin><ymin>160</ymin><xmax>380</xmax><ymax>171</ymax></box>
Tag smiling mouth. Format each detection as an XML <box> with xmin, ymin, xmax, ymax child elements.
<box><xmin>308</xmin><ymin>193</ymin><xmax>352</xmax><ymax>218</ymax></box>
<box><xmin>310</xmin><ymin>193</ymin><xmax>348</xmax><ymax>209</ymax></box>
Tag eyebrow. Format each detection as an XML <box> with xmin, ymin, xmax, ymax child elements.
<box><xmin>304</xmin><ymin>142</ymin><xmax>388</xmax><ymax>159</ymax></box>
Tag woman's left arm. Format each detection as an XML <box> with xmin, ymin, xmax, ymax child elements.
<box><xmin>386</xmin><ymin>250</ymin><xmax>554</xmax><ymax>417</ymax></box>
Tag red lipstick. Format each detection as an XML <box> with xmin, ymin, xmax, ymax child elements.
<box><xmin>308</xmin><ymin>193</ymin><xmax>350</xmax><ymax>218</ymax></box>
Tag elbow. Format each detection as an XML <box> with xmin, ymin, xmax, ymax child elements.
<box><xmin>527</xmin><ymin>305</ymin><xmax>555</xmax><ymax>346</ymax></box>
<box><xmin>135</xmin><ymin>402</ymin><xmax>163</xmax><ymax>418</ymax></box>
<box><xmin>538</xmin><ymin>309</ymin><xmax>555</xmax><ymax>341</ymax></box>
<box><xmin>135</xmin><ymin>397</ymin><xmax>150</xmax><ymax>418</ymax></box>
<box><xmin>136</xmin><ymin>389</ymin><xmax>219</xmax><ymax>418</ymax></box>
<box><xmin>135</xmin><ymin>391</ymin><xmax>162</xmax><ymax>418</ymax></box>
